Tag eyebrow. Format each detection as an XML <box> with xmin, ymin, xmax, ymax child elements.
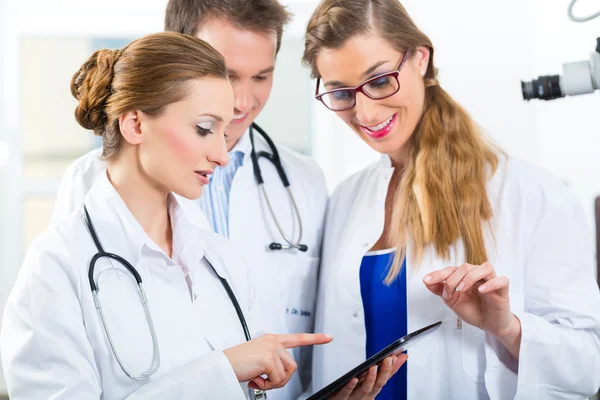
<box><xmin>198</xmin><ymin>113</ymin><xmax>223</xmax><ymax>122</ymax></box>
<box><xmin>257</xmin><ymin>66</ymin><xmax>275</xmax><ymax>75</ymax></box>
<box><xmin>227</xmin><ymin>66</ymin><xmax>275</xmax><ymax>76</ymax></box>
<box><xmin>323</xmin><ymin>60</ymin><xmax>390</xmax><ymax>87</ymax></box>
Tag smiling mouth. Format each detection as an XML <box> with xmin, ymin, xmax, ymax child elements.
<box><xmin>360</xmin><ymin>113</ymin><xmax>397</xmax><ymax>139</ymax></box>
<box><xmin>232</xmin><ymin>113</ymin><xmax>248</xmax><ymax>124</ymax></box>
<box><xmin>365</xmin><ymin>115</ymin><xmax>393</xmax><ymax>131</ymax></box>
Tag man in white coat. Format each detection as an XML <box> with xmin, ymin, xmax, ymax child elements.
<box><xmin>50</xmin><ymin>1</ymin><xmax>328</xmax><ymax>398</ymax></box>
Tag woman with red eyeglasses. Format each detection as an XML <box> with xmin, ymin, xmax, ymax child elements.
<box><xmin>302</xmin><ymin>0</ymin><xmax>600</xmax><ymax>399</ymax></box>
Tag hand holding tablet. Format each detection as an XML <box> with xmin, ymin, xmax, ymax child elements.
<box><xmin>309</xmin><ymin>321</ymin><xmax>442</xmax><ymax>400</ymax></box>
<box><xmin>328</xmin><ymin>353</ymin><xmax>407</xmax><ymax>400</ymax></box>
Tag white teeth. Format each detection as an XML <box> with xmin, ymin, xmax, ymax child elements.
<box><xmin>233</xmin><ymin>113</ymin><xmax>247</xmax><ymax>120</ymax></box>
<box><xmin>366</xmin><ymin>115</ymin><xmax>394</xmax><ymax>132</ymax></box>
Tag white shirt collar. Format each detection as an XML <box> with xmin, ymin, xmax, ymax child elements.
<box><xmin>230</xmin><ymin>128</ymin><xmax>252</xmax><ymax>156</ymax></box>
<box><xmin>83</xmin><ymin>170</ymin><xmax>207</xmax><ymax>269</ymax></box>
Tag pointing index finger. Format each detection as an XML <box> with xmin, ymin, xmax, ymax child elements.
<box><xmin>277</xmin><ymin>333</ymin><xmax>333</xmax><ymax>349</ymax></box>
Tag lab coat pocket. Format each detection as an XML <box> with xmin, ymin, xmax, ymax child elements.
<box><xmin>278</xmin><ymin>254</ymin><xmax>320</xmax><ymax>335</ymax></box>
<box><xmin>462</xmin><ymin>321</ymin><xmax>486</xmax><ymax>383</ymax></box>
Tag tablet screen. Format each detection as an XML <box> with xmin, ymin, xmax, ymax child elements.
<box><xmin>308</xmin><ymin>321</ymin><xmax>442</xmax><ymax>400</ymax></box>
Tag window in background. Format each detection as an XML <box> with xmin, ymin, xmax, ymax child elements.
<box><xmin>20</xmin><ymin>36</ymin><xmax>133</xmax><ymax>251</ymax></box>
<box><xmin>255</xmin><ymin>35</ymin><xmax>313</xmax><ymax>156</ymax></box>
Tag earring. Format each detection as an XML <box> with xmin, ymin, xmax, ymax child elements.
<box><xmin>420</xmin><ymin>70</ymin><xmax>426</xmax><ymax>76</ymax></box>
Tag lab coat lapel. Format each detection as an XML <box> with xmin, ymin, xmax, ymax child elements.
<box><xmin>168</xmin><ymin>199</ymin><xmax>243</xmax><ymax>351</ymax></box>
<box><xmin>336</xmin><ymin>158</ymin><xmax>394</xmax><ymax>309</ymax></box>
<box><xmin>193</xmin><ymin>248</ymin><xmax>248</xmax><ymax>352</ymax></box>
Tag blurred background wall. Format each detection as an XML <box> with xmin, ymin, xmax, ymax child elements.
<box><xmin>1</xmin><ymin>0</ymin><xmax>599</xmax><ymax>394</ymax></box>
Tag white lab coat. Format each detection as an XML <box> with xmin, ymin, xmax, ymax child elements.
<box><xmin>311</xmin><ymin>155</ymin><xmax>600</xmax><ymax>399</ymax></box>
<box><xmin>1</xmin><ymin>171</ymin><xmax>263</xmax><ymax>399</ymax></box>
<box><xmin>49</xmin><ymin>130</ymin><xmax>329</xmax><ymax>399</ymax></box>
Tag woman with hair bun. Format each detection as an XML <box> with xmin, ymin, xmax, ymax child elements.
<box><xmin>0</xmin><ymin>31</ymin><xmax>331</xmax><ymax>399</ymax></box>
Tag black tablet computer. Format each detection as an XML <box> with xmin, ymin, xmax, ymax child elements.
<box><xmin>308</xmin><ymin>321</ymin><xmax>442</xmax><ymax>400</ymax></box>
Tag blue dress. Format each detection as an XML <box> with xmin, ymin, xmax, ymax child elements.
<box><xmin>359</xmin><ymin>249</ymin><xmax>407</xmax><ymax>400</ymax></box>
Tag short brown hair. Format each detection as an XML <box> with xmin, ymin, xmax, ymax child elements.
<box><xmin>165</xmin><ymin>0</ymin><xmax>292</xmax><ymax>54</ymax></box>
<box><xmin>71</xmin><ymin>32</ymin><xmax>228</xmax><ymax>160</ymax></box>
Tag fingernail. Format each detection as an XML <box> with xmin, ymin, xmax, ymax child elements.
<box><xmin>423</xmin><ymin>275</ymin><xmax>432</xmax><ymax>282</ymax></box>
<box><xmin>325</xmin><ymin>334</ymin><xmax>333</xmax><ymax>339</ymax></box>
<box><xmin>442</xmin><ymin>287</ymin><xmax>448</xmax><ymax>299</ymax></box>
<box><xmin>387</xmin><ymin>358</ymin><xmax>392</xmax><ymax>367</ymax></box>
<box><xmin>372</xmin><ymin>366</ymin><xmax>378</xmax><ymax>375</ymax></box>
<box><xmin>478</xmin><ymin>284</ymin><xmax>487</xmax><ymax>292</ymax></box>
<box><xmin>456</xmin><ymin>282</ymin><xmax>464</xmax><ymax>292</ymax></box>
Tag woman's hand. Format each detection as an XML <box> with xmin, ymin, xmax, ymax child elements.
<box><xmin>423</xmin><ymin>262</ymin><xmax>522</xmax><ymax>358</ymax></box>
<box><xmin>329</xmin><ymin>353</ymin><xmax>407</xmax><ymax>400</ymax></box>
<box><xmin>224</xmin><ymin>333</ymin><xmax>333</xmax><ymax>390</ymax></box>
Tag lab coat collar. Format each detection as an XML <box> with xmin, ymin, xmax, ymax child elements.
<box><xmin>377</xmin><ymin>154</ymin><xmax>395</xmax><ymax>179</ymax></box>
<box><xmin>170</xmin><ymin>195</ymin><xmax>209</xmax><ymax>269</ymax></box>
<box><xmin>83</xmin><ymin>170</ymin><xmax>207</xmax><ymax>270</ymax></box>
<box><xmin>379</xmin><ymin>154</ymin><xmax>393</xmax><ymax>169</ymax></box>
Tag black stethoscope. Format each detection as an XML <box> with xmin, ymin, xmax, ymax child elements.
<box><xmin>84</xmin><ymin>206</ymin><xmax>267</xmax><ymax>399</ymax></box>
<box><xmin>249</xmin><ymin>123</ymin><xmax>308</xmax><ymax>252</ymax></box>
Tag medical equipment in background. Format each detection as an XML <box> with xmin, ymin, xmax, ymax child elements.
<box><xmin>249</xmin><ymin>123</ymin><xmax>308</xmax><ymax>253</ymax></box>
<box><xmin>521</xmin><ymin>0</ymin><xmax>600</xmax><ymax>101</ymax></box>
<box><xmin>84</xmin><ymin>207</ymin><xmax>268</xmax><ymax>399</ymax></box>
<box><xmin>521</xmin><ymin>38</ymin><xmax>600</xmax><ymax>101</ymax></box>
